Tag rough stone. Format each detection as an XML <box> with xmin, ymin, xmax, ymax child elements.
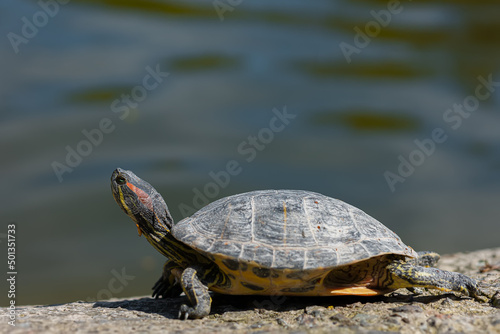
<box><xmin>1</xmin><ymin>248</ymin><xmax>499</xmax><ymax>334</ymax></box>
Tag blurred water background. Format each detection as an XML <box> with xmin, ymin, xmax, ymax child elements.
<box><xmin>1</xmin><ymin>0</ymin><xmax>499</xmax><ymax>306</ymax></box>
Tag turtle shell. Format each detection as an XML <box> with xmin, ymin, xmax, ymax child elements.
<box><xmin>172</xmin><ymin>190</ymin><xmax>416</xmax><ymax>271</ymax></box>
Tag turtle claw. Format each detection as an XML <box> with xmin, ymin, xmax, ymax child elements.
<box><xmin>471</xmin><ymin>286</ymin><xmax>494</xmax><ymax>303</ymax></box>
<box><xmin>178</xmin><ymin>304</ymin><xmax>192</xmax><ymax>320</ymax></box>
<box><xmin>454</xmin><ymin>274</ymin><xmax>493</xmax><ymax>303</ymax></box>
<box><xmin>468</xmin><ymin>289</ymin><xmax>489</xmax><ymax>303</ymax></box>
<box><xmin>177</xmin><ymin>301</ymin><xmax>210</xmax><ymax>319</ymax></box>
<box><xmin>152</xmin><ymin>275</ymin><xmax>183</xmax><ymax>299</ymax></box>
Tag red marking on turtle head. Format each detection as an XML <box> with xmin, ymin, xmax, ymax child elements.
<box><xmin>126</xmin><ymin>182</ymin><xmax>154</xmax><ymax>211</ymax></box>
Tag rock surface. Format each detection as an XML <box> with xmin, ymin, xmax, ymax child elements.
<box><xmin>2</xmin><ymin>248</ymin><xmax>500</xmax><ymax>334</ymax></box>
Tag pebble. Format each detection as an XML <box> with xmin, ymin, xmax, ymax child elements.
<box><xmin>277</xmin><ymin>318</ymin><xmax>288</xmax><ymax>327</ymax></box>
<box><xmin>390</xmin><ymin>304</ymin><xmax>423</xmax><ymax>313</ymax></box>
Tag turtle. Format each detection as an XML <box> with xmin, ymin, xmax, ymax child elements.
<box><xmin>110</xmin><ymin>168</ymin><xmax>487</xmax><ymax>319</ymax></box>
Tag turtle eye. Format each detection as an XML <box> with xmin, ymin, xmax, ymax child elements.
<box><xmin>115</xmin><ymin>175</ymin><xmax>126</xmax><ymax>185</ymax></box>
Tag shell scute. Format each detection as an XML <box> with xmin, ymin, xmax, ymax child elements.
<box><xmin>172</xmin><ymin>190</ymin><xmax>417</xmax><ymax>270</ymax></box>
<box><xmin>273</xmin><ymin>248</ymin><xmax>306</xmax><ymax>269</ymax></box>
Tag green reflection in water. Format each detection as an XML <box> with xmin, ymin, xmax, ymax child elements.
<box><xmin>68</xmin><ymin>87</ymin><xmax>130</xmax><ymax>104</ymax></box>
<box><xmin>169</xmin><ymin>55</ymin><xmax>240</xmax><ymax>72</ymax></box>
<box><xmin>296</xmin><ymin>61</ymin><xmax>429</xmax><ymax>79</ymax></box>
<box><xmin>313</xmin><ymin>111</ymin><xmax>420</xmax><ymax>132</ymax></box>
<box><xmin>73</xmin><ymin>0</ymin><xmax>215</xmax><ymax>17</ymax></box>
<box><xmin>326</xmin><ymin>17</ymin><xmax>450</xmax><ymax>49</ymax></box>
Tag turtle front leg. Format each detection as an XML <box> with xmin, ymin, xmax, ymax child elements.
<box><xmin>386</xmin><ymin>261</ymin><xmax>488</xmax><ymax>302</ymax></box>
<box><xmin>178</xmin><ymin>267</ymin><xmax>212</xmax><ymax>319</ymax></box>
<box><xmin>152</xmin><ymin>260</ymin><xmax>183</xmax><ymax>298</ymax></box>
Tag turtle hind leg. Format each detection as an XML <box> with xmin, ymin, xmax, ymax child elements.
<box><xmin>152</xmin><ymin>260</ymin><xmax>183</xmax><ymax>298</ymax></box>
<box><xmin>386</xmin><ymin>261</ymin><xmax>487</xmax><ymax>302</ymax></box>
<box><xmin>178</xmin><ymin>267</ymin><xmax>211</xmax><ymax>319</ymax></box>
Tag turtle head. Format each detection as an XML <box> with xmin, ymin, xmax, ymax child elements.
<box><xmin>111</xmin><ymin>168</ymin><xmax>174</xmax><ymax>239</ymax></box>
